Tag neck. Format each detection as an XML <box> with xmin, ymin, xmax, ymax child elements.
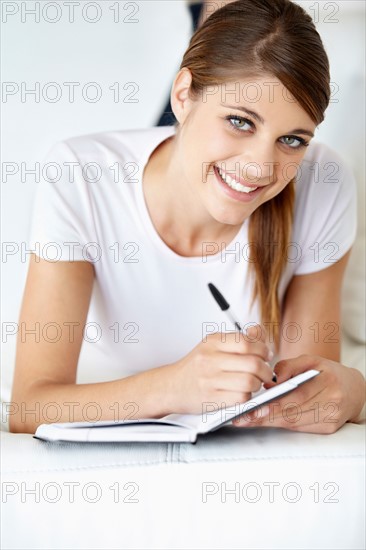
<box><xmin>142</xmin><ymin>132</ymin><xmax>243</xmax><ymax>256</ymax></box>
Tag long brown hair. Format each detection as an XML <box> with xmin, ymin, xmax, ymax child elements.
<box><xmin>175</xmin><ymin>0</ymin><xmax>331</xmax><ymax>352</ymax></box>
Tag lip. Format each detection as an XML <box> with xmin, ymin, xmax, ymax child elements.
<box><xmin>215</xmin><ymin>165</ymin><xmax>259</xmax><ymax>189</ymax></box>
<box><xmin>213</xmin><ymin>165</ymin><xmax>267</xmax><ymax>203</ymax></box>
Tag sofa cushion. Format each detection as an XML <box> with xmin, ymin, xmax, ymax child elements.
<box><xmin>1</xmin><ymin>423</ymin><xmax>365</xmax><ymax>550</ymax></box>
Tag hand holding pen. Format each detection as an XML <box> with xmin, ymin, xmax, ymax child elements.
<box><xmin>165</xmin><ymin>285</ymin><xmax>276</xmax><ymax>415</ymax></box>
<box><xmin>208</xmin><ymin>282</ymin><xmax>277</xmax><ymax>383</ymax></box>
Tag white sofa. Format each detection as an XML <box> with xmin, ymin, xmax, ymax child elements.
<box><xmin>1</xmin><ymin>330</ymin><xmax>365</xmax><ymax>550</ymax></box>
<box><xmin>1</xmin><ymin>2</ymin><xmax>365</xmax><ymax>549</ymax></box>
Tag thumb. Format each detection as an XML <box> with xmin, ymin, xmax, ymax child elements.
<box><xmin>273</xmin><ymin>354</ymin><xmax>321</xmax><ymax>384</ymax></box>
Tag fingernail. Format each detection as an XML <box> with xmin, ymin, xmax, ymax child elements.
<box><xmin>268</xmin><ymin>349</ymin><xmax>274</xmax><ymax>361</ymax></box>
<box><xmin>232</xmin><ymin>417</ymin><xmax>245</xmax><ymax>426</ymax></box>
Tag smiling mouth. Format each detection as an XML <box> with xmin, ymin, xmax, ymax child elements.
<box><xmin>215</xmin><ymin>165</ymin><xmax>259</xmax><ymax>193</ymax></box>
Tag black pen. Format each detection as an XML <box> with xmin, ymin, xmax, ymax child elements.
<box><xmin>207</xmin><ymin>282</ymin><xmax>277</xmax><ymax>383</ymax></box>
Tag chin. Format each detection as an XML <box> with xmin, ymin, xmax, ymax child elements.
<box><xmin>208</xmin><ymin>205</ymin><xmax>247</xmax><ymax>226</ymax></box>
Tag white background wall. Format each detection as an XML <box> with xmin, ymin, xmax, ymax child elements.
<box><xmin>2</xmin><ymin>1</ymin><xmax>192</xmax><ymax>395</ymax></box>
<box><xmin>1</xmin><ymin>1</ymin><xmax>365</xmax><ymax>399</ymax></box>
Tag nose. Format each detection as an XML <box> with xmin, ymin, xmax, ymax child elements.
<box><xmin>239</xmin><ymin>143</ymin><xmax>278</xmax><ymax>185</ymax></box>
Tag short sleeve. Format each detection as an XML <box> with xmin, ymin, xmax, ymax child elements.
<box><xmin>28</xmin><ymin>140</ymin><xmax>96</xmax><ymax>262</ymax></box>
<box><xmin>292</xmin><ymin>146</ymin><xmax>358</xmax><ymax>275</ymax></box>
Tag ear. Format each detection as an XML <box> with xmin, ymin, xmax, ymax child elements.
<box><xmin>170</xmin><ymin>68</ymin><xmax>194</xmax><ymax>124</ymax></box>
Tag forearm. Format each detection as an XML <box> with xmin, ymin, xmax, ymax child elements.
<box><xmin>348</xmin><ymin>368</ymin><xmax>366</xmax><ymax>424</ymax></box>
<box><xmin>9</xmin><ymin>363</ymin><xmax>177</xmax><ymax>434</ymax></box>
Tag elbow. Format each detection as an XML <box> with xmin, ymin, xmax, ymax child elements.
<box><xmin>7</xmin><ymin>393</ymin><xmax>40</xmax><ymax>434</ymax></box>
<box><xmin>8</xmin><ymin>420</ymin><xmax>24</xmax><ymax>434</ymax></box>
<box><xmin>8</xmin><ymin>414</ymin><xmax>37</xmax><ymax>435</ymax></box>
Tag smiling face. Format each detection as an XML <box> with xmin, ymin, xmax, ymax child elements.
<box><xmin>170</xmin><ymin>68</ymin><xmax>317</xmax><ymax>226</ymax></box>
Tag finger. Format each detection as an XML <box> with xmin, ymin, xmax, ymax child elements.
<box><xmin>214</xmin><ymin>351</ymin><xmax>274</xmax><ymax>384</ymax></box>
<box><xmin>231</xmin><ymin>403</ymin><xmax>271</xmax><ymax>427</ymax></box>
<box><xmin>245</xmin><ymin>325</ymin><xmax>275</xmax><ymax>363</ymax></box>
<box><xmin>257</xmin><ymin>382</ymin><xmax>326</xmax><ymax>421</ymax></box>
<box><xmin>263</xmin><ymin>372</ymin><xmax>326</xmax><ymax>408</ymax></box>
<box><xmin>232</xmin><ymin>401</ymin><xmax>344</xmax><ymax>434</ymax></box>
<box><xmin>275</xmin><ymin>354</ymin><xmax>323</xmax><ymax>382</ymax></box>
<box><xmin>213</xmin><ymin>371</ymin><xmax>263</xmax><ymax>393</ymax></box>
<box><xmin>266</xmin><ymin>389</ymin><xmax>342</xmax><ymax>431</ymax></box>
<box><xmin>211</xmin><ymin>331</ymin><xmax>272</xmax><ymax>361</ymax></box>
<box><xmin>244</xmin><ymin>324</ymin><xmax>267</xmax><ymax>345</ymax></box>
<box><xmin>284</xmin><ymin>412</ymin><xmax>345</xmax><ymax>434</ymax></box>
<box><xmin>262</xmin><ymin>354</ymin><xmax>323</xmax><ymax>389</ymax></box>
<box><xmin>232</xmin><ymin>387</ymin><xmax>337</xmax><ymax>430</ymax></box>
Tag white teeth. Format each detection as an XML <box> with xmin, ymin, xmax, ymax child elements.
<box><xmin>216</xmin><ymin>166</ymin><xmax>258</xmax><ymax>193</ymax></box>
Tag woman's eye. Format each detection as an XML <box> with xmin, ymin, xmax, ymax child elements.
<box><xmin>225</xmin><ymin>115</ymin><xmax>309</xmax><ymax>149</ymax></box>
<box><xmin>227</xmin><ymin>116</ymin><xmax>252</xmax><ymax>132</ymax></box>
<box><xmin>281</xmin><ymin>136</ymin><xmax>303</xmax><ymax>148</ymax></box>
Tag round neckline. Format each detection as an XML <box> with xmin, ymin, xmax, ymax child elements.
<box><xmin>136</xmin><ymin>126</ymin><xmax>248</xmax><ymax>264</ymax></box>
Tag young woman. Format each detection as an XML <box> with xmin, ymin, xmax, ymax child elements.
<box><xmin>10</xmin><ymin>0</ymin><xmax>365</xmax><ymax>434</ymax></box>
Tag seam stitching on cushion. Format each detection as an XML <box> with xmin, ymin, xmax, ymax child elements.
<box><xmin>4</xmin><ymin>453</ymin><xmax>364</xmax><ymax>474</ymax></box>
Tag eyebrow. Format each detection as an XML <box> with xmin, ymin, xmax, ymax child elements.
<box><xmin>220</xmin><ymin>103</ymin><xmax>315</xmax><ymax>138</ymax></box>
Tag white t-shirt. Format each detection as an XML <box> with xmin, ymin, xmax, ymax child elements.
<box><xmin>28</xmin><ymin>126</ymin><xmax>357</xmax><ymax>382</ymax></box>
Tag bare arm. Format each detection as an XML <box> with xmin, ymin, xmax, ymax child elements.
<box><xmin>9</xmin><ymin>254</ymin><xmax>176</xmax><ymax>434</ymax></box>
<box><xmin>277</xmin><ymin>249</ymin><xmax>365</xmax><ymax>424</ymax></box>
<box><xmin>233</xmin><ymin>251</ymin><xmax>365</xmax><ymax>431</ymax></box>
<box><xmin>278</xmin><ymin>250</ymin><xmax>351</xmax><ymax>361</ymax></box>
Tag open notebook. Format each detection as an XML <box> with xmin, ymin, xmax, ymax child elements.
<box><xmin>34</xmin><ymin>370</ymin><xmax>320</xmax><ymax>444</ymax></box>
